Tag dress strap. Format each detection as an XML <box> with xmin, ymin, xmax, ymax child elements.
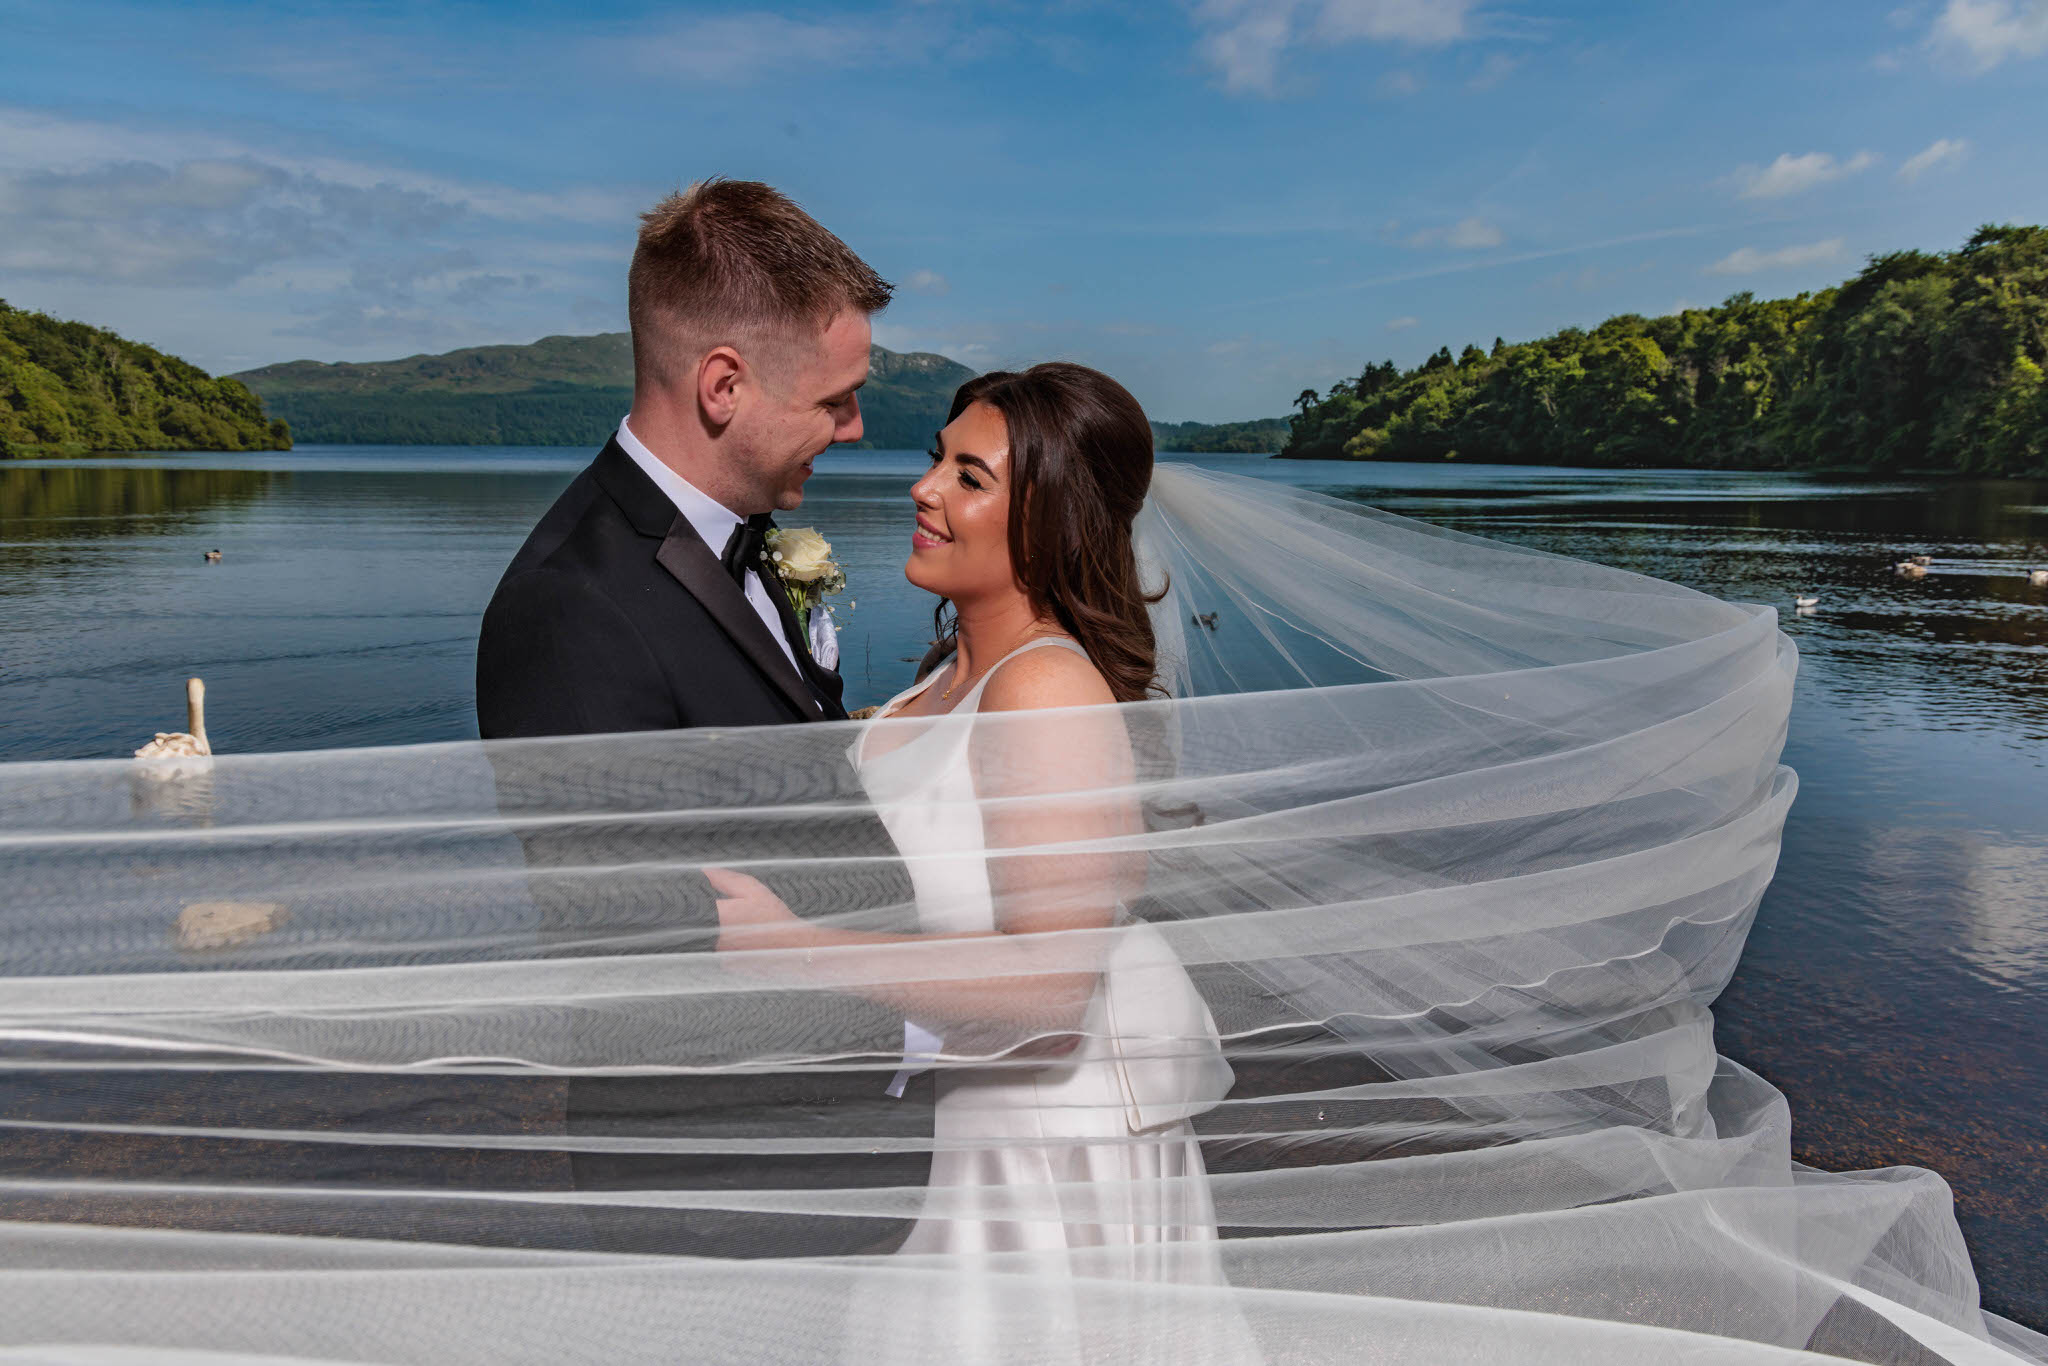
<box><xmin>962</xmin><ymin>635</ymin><xmax>1090</xmax><ymax>706</ymax></box>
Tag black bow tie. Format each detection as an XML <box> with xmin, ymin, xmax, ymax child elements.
<box><xmin>721</xmin><ymin>513</ymin><xmax>773</xmax><ymax>587</ymax></box>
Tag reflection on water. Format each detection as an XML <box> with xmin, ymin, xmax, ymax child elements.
<box><xmin>2</xmin><ymin>447</ymin><xmax>2044</xmax><ymax>1329</ymax></box>
<box><xmin>0</xmin><ymin>464</ymin><xmax>278</xmax><ymax>531</ymax></box>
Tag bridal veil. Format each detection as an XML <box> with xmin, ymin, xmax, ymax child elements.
<box><xmin>0</xmin><ymin>466</ymin><xmax>2040</xmax><ymax>1364</ymax></box>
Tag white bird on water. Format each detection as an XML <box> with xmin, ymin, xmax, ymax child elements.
<box><xmin>135</xmin><ymin>677</ymin><xmax>211</xmax><ymax>763</ymax></box>
<box><xmin>1794</xmin><ymin>595</ymin><xmax>1820</xmax><ymax>609</ymax></box>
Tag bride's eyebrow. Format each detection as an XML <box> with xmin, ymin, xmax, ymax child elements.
<box><xmin>928</xmin><ymin>434</ymin><xmax>1000</xmax><ymax>483</ymax></box>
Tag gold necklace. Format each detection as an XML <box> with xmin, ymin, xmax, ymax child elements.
<box><xmin>938</xmin><ymin>657</ymin><xmax>988</xmax><ymax>702</ymax></box>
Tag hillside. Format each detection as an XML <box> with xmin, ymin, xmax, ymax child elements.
<box><xmin>236</xmin><ymin>334</ymin><xmax>978</xmax><ymax>449</ymax></box>
<box><xmin>1152</xmin><ymin>416</ymin><xmax>1290</xmax><ymax>453</ymax></box>
<box><xmin>236</xmin><ymin>333</ymin><xmax>1281</xmax><ymax>452</ymax></box>
<box><xmin>1283</xmin><ymin>224</ymin><xmax>2048</xmax><ymax>476</ymax></box>
<box><xmin>0</xmin><ymin>302</ymin><xmax>290</xmax><ymax>456</ymax></box>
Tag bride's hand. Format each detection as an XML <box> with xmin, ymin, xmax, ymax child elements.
<box><xmin>705</xmin><ymin>867</ymin><xmax>809</xmax><ymax>955</ymax></box>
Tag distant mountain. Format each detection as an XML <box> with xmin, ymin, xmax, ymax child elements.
<box><xmin>1151</xmin><ymin>416</ymin><xmax>1290</xmax><ymax>453</ymax></box>
<box><xmin>234</xmin><ymin>332</ymin><xmax>1283</xmax><ymax>453</ymax></box>
<box><xmin>235</xmin><ymin>334</ymin><xmax>978</xmax><ymax>449</ymax></box>
<box><xmin>0</xmin><ymin>301</ymin><xmax>290</xmax><ymax>456</ymax></box>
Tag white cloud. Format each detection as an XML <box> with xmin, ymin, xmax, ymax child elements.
<box><xmin>1467</xmin><ymin>51</ymin><xmax>1519</xmax><ymax>88</ymax></box>
<box><xmin>277</xmin><ymin>302</ymin><xmax>468</xmax><ymax>348</ymax></box>
<box><xmin>1446</xmin><ymin>217</ymin><xmax>1504</xmax><ymax>248</ymax></box>
<box><xmin>1317</xmin><ymin>0</ymin><xmax>1479</xmax><ymax>43</ymax></box>
<box><xmin>1929</xmin><ymin>0</ymin><xmax>2048</xmax><ymax>69</ymax></box>
<box><xmin>1405</xmin><ymin>216</ymin><xmax>1505</xmax><ymax>249</ymax></box>
<box><xmin>0</xmin><ymin>157</ymin><xmax>464</xmax><ymax>287</ymax></box>
<box><xmin>1899</xmin><ymin>137</ymin><xmax>1970</xmax><ymax>180</ymax></box>
<box><xmin>1194</xmin><ymin>4</ymin><xmax>1294</xmax><ymax>94</ymax></box>
<box><xmin>1193</xmin><ymin>0</ymin><xmax>1481</xmax><ymax>96</ymax></box>
<box><xmin>0</xmin><ymin>104</ymin><xmax>637</xmax><ymax>363</ymax></box>
<box><xmin>618</xmin><ymin>11</ymin><xmax>936</xmax><ymax>84</ymax></box>
<box><xmin>1385</xmin><ymin>315</ymin><xmax>1420</xmax><ymax>330</ymax></box>
<box><xmin>0</xmin><ymin>105</ymin><xmax>628</xmax><ymax>227</ymax></box>
<box><xmin>903</xmin><ymin>268</ymin><xmax>951</xmax><ymax>297</ymax></box>
<box><xmin>1706</xmin><ymin>238</ymin><xmax>1847</xmax><ymax>275</ymax></box>
<box><xmin>1730</xmin><ymin>151</ymin><xmax>1877</xmax><ymax>200</ymax></box>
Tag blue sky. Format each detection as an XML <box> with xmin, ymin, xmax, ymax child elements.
<box><xmin>3</xmin><ymin>1</ymin><xmax>2045</xmax><ymax>422</ymax></box>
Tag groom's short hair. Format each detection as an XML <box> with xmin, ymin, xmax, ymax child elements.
<box><xmin>629</xmin><ymin>179</ymin><xmax>891</xmax><ymax>388</ymax></box>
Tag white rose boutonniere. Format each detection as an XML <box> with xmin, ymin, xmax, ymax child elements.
<box><xmin>764</xmin><ymin>527</ymin><xmax>850</xmax><ymax>668</ymax></box>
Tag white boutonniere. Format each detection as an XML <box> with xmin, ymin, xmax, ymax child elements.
<box><xmin>765</xmin><ymin>527</ymin><xmax>851</xmax><ymax>668</ymax></box>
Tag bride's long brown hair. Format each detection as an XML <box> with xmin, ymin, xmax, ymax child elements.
<box><xmin>930</xmin><ymin>362</ymin><xmax>1164</xmax><ymax>703</ymax></box>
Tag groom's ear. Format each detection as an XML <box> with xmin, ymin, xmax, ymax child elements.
<box><xmin>697</xmin><ymin>345</ymin><xmax>745</xmax><ymax>428</ymax></box>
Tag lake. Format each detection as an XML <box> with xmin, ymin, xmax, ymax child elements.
<box><xmin>2</xmin><ymin>445</ymin><xmax>2044</xmax><ymax>1329</ymax></box>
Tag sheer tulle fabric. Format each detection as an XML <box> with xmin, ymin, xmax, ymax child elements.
<box><xmin>0</xmin><ymin>467</ymin><xmax>2040</xmax><ymax>1364</ymax></box>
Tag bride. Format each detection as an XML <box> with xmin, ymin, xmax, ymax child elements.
<box><xmin>706</xmin><ymin>362</ymin><xmax>1235</xmax><ymax>1269</ymax></box>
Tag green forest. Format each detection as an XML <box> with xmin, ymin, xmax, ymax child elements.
<box><xmin>237</xmin><ymin>332</ymin><xmax>1285</xmax><ymax>452</ymax></box>
<box><xmin>1152</xmin><ymin>417</ymin><xmax>1291</xmax><ymax>452</ymax></box>
<box><xmin>0</xmin><ymin>302</ymin><xmax>290</xmax><ymax>455</ymax></box>
<box><xmin>235</xmin><ymin>334</ymin><xmax>984</xmax><ymax>450</ymax></box>
<box><xmin>1283</xmin><ymin>224</ymin><xmax>2048</xmax><ymax>476</ymax></box>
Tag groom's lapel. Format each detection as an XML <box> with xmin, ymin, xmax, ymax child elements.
<box><xmin>593</xmin><ymin>440</ymin><xmax>823</xmax><ymax>722</ymax></box>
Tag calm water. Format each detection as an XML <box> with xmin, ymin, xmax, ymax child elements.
<box><xmin>3</xmin><ymin>447</ymin><xmax>2045</xmax><ymax>1327</ymax></box>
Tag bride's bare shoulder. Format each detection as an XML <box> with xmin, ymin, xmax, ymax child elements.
<box><xmin>978</xmin><ymin>641</ymin><xmax>1113</xmax><ymax>714</ymax></box>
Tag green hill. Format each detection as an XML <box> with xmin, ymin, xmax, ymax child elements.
<box><xmin>1283</xmin><ymin>224</ymin><xmax>2048</xmax><ymax>476</ymax></box>
<box><xmin>1152</xmin><ymin>416</ymin><xmax>1290</xmax><ymax>453</ymax></box>
<box><xmin>0</xmin><ymin>302</ymin><xmax>290</xmax><ymax>456</ymax></box>
<box><xmin>235</xmin><ymin>334</ymin><xmax>980</xmax><ymax>449</ymax></box>
<box><xmin>235</xmin><ymin>332</ymin><xmax>1283</xmax><ymax>452</ymax></box>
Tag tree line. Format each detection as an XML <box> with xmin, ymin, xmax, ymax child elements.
<box><xmin>1282</xmin><ymin>225</ymin><xmax>2047</xmax><ymax>476</ymax></box>
<box><xmin>1152</xmin><ymin>417</ymin><xmax>1293</xmax><ymax>453</ymax></box>
<box><xmin>1</xmin><ymin>302</ymin><xmax>290</xmax><ymax>455</ymax></box>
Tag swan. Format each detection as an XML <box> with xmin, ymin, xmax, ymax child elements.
<box><xmin>1894</xmin><ymin>561</ymin><xmax>1927</xmax><ymax>579</ymax></box>
<box><xmin>135</xmin><ymin>677</ymin><xmax>211</xmax><ymax>762</ymax></box>
<box><xmin>1793</xmin><ymin>595</ymin><xmax>1820</xmax><ymax>608</ymax></box>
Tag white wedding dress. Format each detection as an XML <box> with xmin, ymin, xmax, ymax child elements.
<box><xmin>8</xmin><ymin>469</ymin><xmax>2041</xmax><ymax>1364</ymax></box>
<box><xmin>854</xmin><ymin>636</ymin><xmax>1240</xmax><ymax>1339</ymax></box>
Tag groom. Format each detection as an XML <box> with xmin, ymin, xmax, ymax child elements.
<box><xmin>476</xmin><ymin>179</ymin><xmax>930</xmax><ymax>1255</ymax></box>
<box><xmin>477</xmin><ymin>179</ymin><xmax>878</xmax><ymax>732</ymax></box>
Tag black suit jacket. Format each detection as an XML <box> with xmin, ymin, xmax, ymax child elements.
<box><xmin>475</xmin><ymin>438</ymin><xmax>929</xmax><ymax>1257</ymax></box>
<box><xmin>478</xmin><ymin>437</ymin><xmax>844</xmax><ymax>736</ymax></box>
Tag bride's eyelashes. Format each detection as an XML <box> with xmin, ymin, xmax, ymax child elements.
<box><xmin>925</xmin><ymin>448</ymin><xmax>984</xmax><ymax>492</ymax></box>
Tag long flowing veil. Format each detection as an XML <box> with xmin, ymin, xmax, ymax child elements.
<box><xmin>0</xmin><ymin>466</ymin><xmax>2040</xmax><ymax>1365</ymax></box>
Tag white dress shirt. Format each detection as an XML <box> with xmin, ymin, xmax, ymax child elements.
<box><xmin>616</xmin><ymin>416</ymin><xmax>799</xmax><ymax>673</ymax></box>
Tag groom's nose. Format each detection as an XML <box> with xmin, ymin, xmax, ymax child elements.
<box><xmin>834</xmin><ymin>393</ymin><xmax>864</xmax><ymax>446</ymax></box>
